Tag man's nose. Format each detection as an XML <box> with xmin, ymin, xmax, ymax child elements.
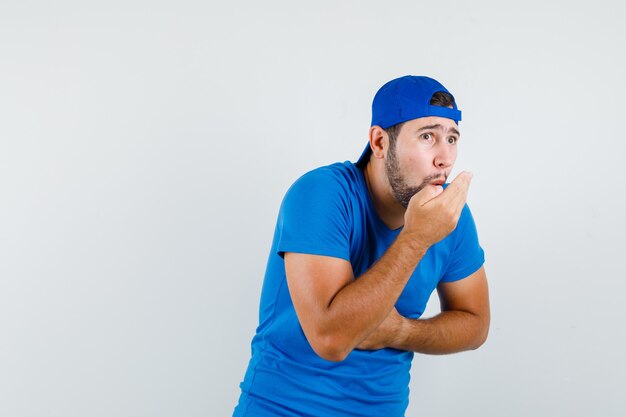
<box><xmin>434</xmin><ymin>144</ymin><xmax>453</xmax><ymax>169</ymax></box>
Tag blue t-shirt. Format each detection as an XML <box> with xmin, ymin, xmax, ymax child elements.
<box><xmin>234</xmin><ymin>161</ymin><xmax>484</xmax><ymax>417</ymax></box>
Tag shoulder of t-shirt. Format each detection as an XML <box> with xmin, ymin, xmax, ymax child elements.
<box><xmin>449</xmin><ymin>203</ymin><xmax>476</xmax><ymax>252</ymax></box>
<box><xmin>285</xmin><ymin>161</ymin><xmax>360</xmax><ymax>198</ymax></box>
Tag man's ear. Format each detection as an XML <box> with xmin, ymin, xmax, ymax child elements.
<box><xmin>368</xmin><ymin>126</ymin><xmax>388</xmax><ymax>160</ymax></box>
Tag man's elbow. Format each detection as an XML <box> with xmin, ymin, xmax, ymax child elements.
<box><xmin>470</xmin><ymin>321</ymin><xmax>490</xmax><ymax>350</ymax></box>
<box><xmin>309</xmin><ymin>334</ymin><xmax>351</xmax><ymax>362</ymax></box>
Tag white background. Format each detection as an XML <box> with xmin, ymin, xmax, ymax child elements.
<box><xmin>1</xmin><ymin>1</ymin><xmax>625</xmax><ymax>416</ymax></box>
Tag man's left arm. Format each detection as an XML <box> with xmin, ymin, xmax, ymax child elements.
<box><xmin>357</xmin><ymin>266</ymin><xmax>490</xmax><ymax>354</ymax></box>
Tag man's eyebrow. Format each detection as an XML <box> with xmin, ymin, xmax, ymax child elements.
<box><xmin>417</xmin><ymin>124</ymin><xmax>461</xmax><ymax>136</ymax></box>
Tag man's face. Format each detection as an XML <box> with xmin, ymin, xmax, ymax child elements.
<box><xmin>384</xmin><ymin>116</ymin><xmax>460</xmax><ymax>208</ymax></box>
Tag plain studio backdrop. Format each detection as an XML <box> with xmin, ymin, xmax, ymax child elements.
<box><xmin>1</xmin><ymin>1</ymin><xmax>625</xmax><ymax>416</ymax></box>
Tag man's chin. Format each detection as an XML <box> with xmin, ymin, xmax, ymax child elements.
<box><xmin>394</xmin><ymin>188</ymin><xmax>422</xmax><ymax>209</ymax></box>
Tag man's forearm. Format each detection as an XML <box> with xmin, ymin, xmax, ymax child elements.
<box><xmin>391</xmin><ymin>310</ymin><xmax>489</xmax><ymax>354</ymax></box>
<box><xmin>322</xmin><ymin>230</ymin><xmax>427</xmax><ymax>358</ymax></box>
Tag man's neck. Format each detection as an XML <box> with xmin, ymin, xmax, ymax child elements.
<box><xmin>363</xmin><ymin>162</ymin><xmax>406</xmax><ymax>230</ymax></box>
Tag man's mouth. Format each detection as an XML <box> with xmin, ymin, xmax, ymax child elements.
<box><xmin>429</xmin><ymin>174</ymin><xmax>447</xmax><ymax>186</ymax></box>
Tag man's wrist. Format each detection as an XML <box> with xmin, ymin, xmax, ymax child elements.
<box><xmin>397</xmin><ymin>229</ymin><xmax>430</xmax><ymax>255</ymax></box>
<box><xmin>390</xmin><ymin>314</ymin><xmax>409</xmax><ymax>350</ymax></box>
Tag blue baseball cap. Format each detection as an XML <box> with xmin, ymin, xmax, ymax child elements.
<box><xmin>356</xmin><ymin>75</ymin><xmax>462</xmax><ymax>167</ymax></box>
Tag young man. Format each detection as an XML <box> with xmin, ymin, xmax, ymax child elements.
<box><xmin>233</xmin><ymin>75</ymin><xmax>490</xmax><ymax>417</ymax></box>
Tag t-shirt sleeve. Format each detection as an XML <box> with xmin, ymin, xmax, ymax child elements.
<box><xmin>275</xmin><ymin>168</ymin><xmax>352</xmax><ymax>261</ymax></box>
<box><xmin>439</xmin><ymin>204</ymin><xmax>485</xmax><ymax>283</ymax></box>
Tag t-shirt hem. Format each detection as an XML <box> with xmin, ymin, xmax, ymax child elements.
<box><xmin>277</xmin><ymin>241</ymin><xmax>351</xmax><ymax>262</ymax></box>
<box><xmin>439</xmin><ymin>255</ymin><xmax>485</xmax><ymax>283</ymax></box>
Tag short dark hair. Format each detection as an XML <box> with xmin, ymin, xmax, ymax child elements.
<box><xmin>385</xmin><ymin>90</ymin><xmax>456</xmax><ymax>144</ymax></box>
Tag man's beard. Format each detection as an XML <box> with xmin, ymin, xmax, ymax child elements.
<box><xmin>384</xmin><ymin>141</ymin><xmax>443</xmax><ymax>208</ymax></box>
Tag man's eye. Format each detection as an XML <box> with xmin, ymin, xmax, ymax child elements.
<box><xmin>421</xmin><ymin>133</ymin><xmax>432</xmax><ymax>141</ymax></box>
<box><xmin>447</xmin><ymin>137</ymin><xmax>458</xmax><ymax>144</ymax></box>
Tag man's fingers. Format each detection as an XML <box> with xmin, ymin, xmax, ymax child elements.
<box><xmin>441</xmin><ymin>171</ymin><xmax>473</xmax><ymax>212</ymax></box>
<box><xmin>412</xmin><ymin>184</ymin><xmax>444</xmax><ymax>206</ymax></box>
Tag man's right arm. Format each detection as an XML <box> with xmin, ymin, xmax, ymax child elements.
<box><xmin>285</xmin><ymin>230</ymin><xmax>426</xmax><ymax>362</ymax></box>
<box><xmin>285</xmin><ymin>172</ymin><xmax>473</xmax><ymax>362</ymax></box>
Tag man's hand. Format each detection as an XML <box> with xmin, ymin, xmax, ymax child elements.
<box><xmin>356</xmin><ymin>308</ymin><xmax>405</xmax><ymax>351</ymax></box>
<box><xmin>402</xmin><ymin>171</ymin><xmax>473</xmax><ymax>250</ymax></box>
